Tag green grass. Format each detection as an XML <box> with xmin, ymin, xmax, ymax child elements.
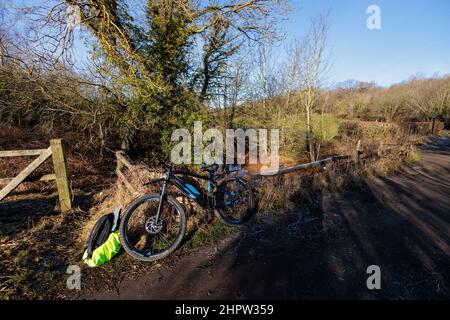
<box><xmin>235</xmin><ymin>112</ymin><xmax>342</xmax><ymax>139</ymax></box>
<box><xmin>279</xmin><ymin>114</ymin><xmax>342</xmax><ymax>159</ymax></box>
<box><xmin>0</xmin><ymin>247</ymin><xmax>66</xmax><ymax>300</ymax></box>
<box><xmin>181</xmin><ymin>221</ymin><xmax>236</xmax><ymax>252</ymax></box>
<box><xmin>313</xmin><ymin>114</ymin><xmax>343</xmax><ymax>140</ymax></box>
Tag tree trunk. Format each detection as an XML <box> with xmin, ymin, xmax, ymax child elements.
<box><xmin>306</xmin><ymin>97</ymin><xmax>317</xmax><ymax>162</ymax></box>
<box><xmin>120</xmin><ymin>127</ymin><xmax>137</xmax><ymax>151</ymax></box>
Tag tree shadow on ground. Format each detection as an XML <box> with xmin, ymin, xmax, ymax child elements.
<box><xmin>87</xmin><ymin>137</ymin><xmax>450</xmax><ymax>300</ymax></box>
<box><xmin>150</xmin><ymin>174</ymin><xmax>449</xmax><ymax>299</ymax></box>
<box><xmin>0</xmin><ymin>193</ymin><xmax>93</xmax><ymax>238</ymax></box>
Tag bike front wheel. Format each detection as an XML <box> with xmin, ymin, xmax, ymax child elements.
<box><xmin>120</xmin><ymin>194</ymin><xmax>186</xmax><ymax>262</ymax></box>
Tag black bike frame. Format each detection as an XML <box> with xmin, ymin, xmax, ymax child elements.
<box><xmin>149</xmin><ymin>165</ymin><xmax>222</xmax><ymax>223</ymax></box>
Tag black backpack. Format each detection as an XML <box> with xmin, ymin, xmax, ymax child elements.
<box><xmin>85</xmin><ymin>207</ymin><xmax>121</xmax><ymax>259</ymax></box>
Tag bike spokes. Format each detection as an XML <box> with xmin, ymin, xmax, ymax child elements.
<box><xmin>125</xmin><ymin>198</ymin><xmax>182</xmax><ymax>256</ymax></box>
<box><xmin>215</xmin><ymin>179</ymin><xmax>254</xmax><ymax>225</ymax></box>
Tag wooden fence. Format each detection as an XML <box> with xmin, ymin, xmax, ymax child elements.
<box><xmin>252</xmin><ymin>140</ymin><xmax>400</xmax><ymax>177</ymax></box>
<box><xmin>0</xmin><ymin>139</ymin><xmax>72</xmax><ymax>212</ymax></box>
<box><xmin>115</xmin><ymin>139</ymin><xmax>400</xmax><ymax>194</ymax></box>
<box><xmin>115</xmin><ymin>150</ymin><xmax>139</xmax><ymax>196</ymax></box>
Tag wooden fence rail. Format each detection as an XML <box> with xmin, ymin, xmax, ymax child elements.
<box><xmin>0</xmin><ymin>149</ymin><xmax>50</xmax><ymax>157</ymax></box>
<box><xmin>257</xmin><ymin>155</ymin><xmax>352</xmax><ymax>177</ymax></box>
<box><xmin>252</xmin><ymin>140</ymin><xmax>400</xmax><ymax>177</ymax></box>
<box><xmin>0</xmin><ymin>139</ymin><xmax>72</xmax><ymax>212</ymax></box>
<box><xmin>115</xmin><ymin>151</ymin><xmax>139</xmax><ymax>196</ymax></box>
<box><xmin>0</xmin><ymin>174</ymin><xmax>56</xmax><ymax>185</ymax></box>
<box><xmin>114</xmin><ymin>139</ymin><xmax>398</xmax><ymax>191</ymax></box>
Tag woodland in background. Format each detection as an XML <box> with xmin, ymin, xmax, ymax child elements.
<box><xmin>0</xmin><ymin>0</ymin><xmax>449</xmax><ymax>171</ymax></box>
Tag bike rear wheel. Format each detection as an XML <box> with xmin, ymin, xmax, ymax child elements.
<box><xmin>120</xmin><ymin>194</ymin><xmax>186</xmax><ymax>262</ymax></box>
<box><xmin>214</xmin><ymin>177</ymin><xmax>256</xmax><ymax>226</ymax></box>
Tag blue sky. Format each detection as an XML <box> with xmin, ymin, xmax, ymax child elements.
<box><xmin>283</xmin><ymin>0</ymin><xmax>450</xmax><ymax>86</ymax></box>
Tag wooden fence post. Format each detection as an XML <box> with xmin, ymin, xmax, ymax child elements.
<box><xmin>354</xmin><ymin>140</ymin><xmax>361</xmax><ymax>164</ymax></box>
<box><xmin>50</xmin><ymin>139</ymin><xmax>72</xmax><ymax>212</ymax></box>
<box><xmin>377</xmin><ymin>141</ymin><xmax>384</xmax><ymax>157</ymax></box>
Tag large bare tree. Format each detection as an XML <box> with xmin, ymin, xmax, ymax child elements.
<box><xmin>287</xmin><ymin>14</ymin><xmax>330</xmax><ymax>161</ymax></box>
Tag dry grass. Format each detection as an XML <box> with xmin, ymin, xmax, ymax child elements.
<box><xmin>257</xmin><ymin>142</ymin><xmax>417</xmax><ymax>214</ymax></box>
<box><xmin>79</xmin><ymin>163</ymin><xmax>163</xmax><ymax>243</ymax></box>
<box><xmin>254</xmin><ymin>119</ymin><xmax>421</xmax><ymax>214</ymax></box>
<box><xmin>0</xmin><ymin>122</ymin><xmax>430</xmax><ymax>299</ymax></box>
<box><xmin>79</xmin><ymin>160</ymin><xmax>223</xmax><ymax>246</ymax></box>
<box><xmin>0</xmin><ymin>205</ymin><xmax>90</xmax><ymax>299</ymax></box>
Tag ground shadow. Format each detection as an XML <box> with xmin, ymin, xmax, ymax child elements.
<box><xmin>86</xmin><ymin>137</ymin><xmax>450</xmax><ymax>300</ymax></box>
<box><xmin>0</xmin><ymin>193</ymin><xmax>93</xmax><ymax>238</ymax></box>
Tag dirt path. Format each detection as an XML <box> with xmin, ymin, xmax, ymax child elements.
<box><xmin>84</xmin><ymin>137</ymin><xmax>450</xmax><ymax>300</ymax></box>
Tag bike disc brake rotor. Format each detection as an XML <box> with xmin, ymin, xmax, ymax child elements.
<box><xmin>145</xmin><ymin>216</ymin><xmax>164</xmax><ymax>234</ymax></box>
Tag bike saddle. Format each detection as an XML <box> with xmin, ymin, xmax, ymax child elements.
<box><xmin>201</xmin><ymin>163</ymin><xmax>219</xmax><ymax>172</ymax></box>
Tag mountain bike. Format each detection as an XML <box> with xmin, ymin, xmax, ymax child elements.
<box><xmin>119</xmin><ymin>163</ymin><xmax>256</xmax><ymax>261</ymax></box>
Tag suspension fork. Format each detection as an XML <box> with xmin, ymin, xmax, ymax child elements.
<box><xmin>155</xmin><ymin>166</ymin><xmax>171</xmax><ymax>222</ymax></box>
